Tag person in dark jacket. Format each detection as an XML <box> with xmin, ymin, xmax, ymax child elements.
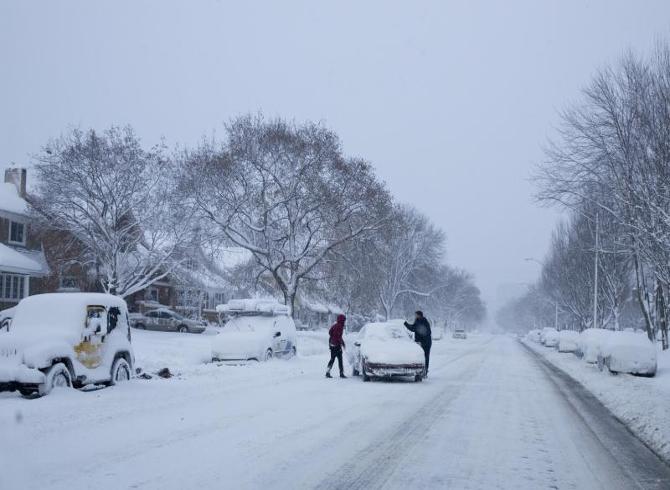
<box><xmin>326</xmin><ymin>314</ymin><xmax>347</xmax><ymax>378</ymax></box>
<box><xmin>404</xmin><ymin>311</ymin><xmax>432</xmax><ymax>377</ymax></box>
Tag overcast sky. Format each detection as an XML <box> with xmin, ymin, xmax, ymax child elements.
<box><xmin>2</xmin><ymin>1</ymin><xmax>670</xmax><ymax>318</ymax></box>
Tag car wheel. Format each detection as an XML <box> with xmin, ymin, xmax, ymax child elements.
<box><xmin>362</xmin><ymin>361</ymin><xmax>370</xmax><ymax>382</ymax></box>
<box><xmin>110</xmin><ymin>357</ymin><xmax>131</xmax><ymax>385</ymax></box>
<box><xmin>597</xmin><ymin>355</ymin><xmax>605</xmax><ymax>372</ymax></box>
<box><xmin>135</xmin><ymin>323</ymin><xmax>146</xmax><ymax>330</ymax></box>
<box><xmin>264</xmin><ymin>348</ymin><xmax>273</xmax><ymax>361</ymax></box>
<box><xmin>352</xmin><ymin>367</ymin><xmax>360</xmax><ymax>376</ymax></box>
<box><xmin>39</xmin><ymin>363</ymin><xmax>73</xmax><ymax>396</ymax></box>
<box><xmin>291</xmin><ymin>346</ymin><xmax>297</xmax><ymax>358</ymax></box>
<box><xmin>415</xmin><ymin>374</ymin><xmax>423</xmax><ymax>382</ymax></box>
<box><xmin>178</xmin><ymin>325</ymin><xmax>189</xmax><ymax>333</ymax></box>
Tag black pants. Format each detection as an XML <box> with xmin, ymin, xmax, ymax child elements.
<box><xmin>420</xmin><ymin>342</ymin><xmax>431</xmax><ymax>374</ymax></box>
<box><xmin>327</xmin><ymin>345</ymin><xmax>344</xmax><ymax>374</ymax></box>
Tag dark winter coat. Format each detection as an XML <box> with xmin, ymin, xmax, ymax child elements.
<box><xmin>329</xmin><ymin>314</ymin><xmax>346</xmax><ymax>347</ymax></box>
<box><xmin>404</xmin><ymin>317</ymin><xmax>432</xmax><ymax>347</ymax></box>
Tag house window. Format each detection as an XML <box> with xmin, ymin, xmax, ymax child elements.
<box><xmin>8</xmin><ymin>221</ymin><xmax>25</xmax><ymax>245</ymax></box>
<box><xmin>0</xmin><ymin>273</ymin><xmax>26</xmax><ymax>301</ymax></box>
<box><xmin>59</xmin><ymin>276</ymin><xmax>79</xmax><ymax>291</ymax></box>
<box><xmin>146</xmin><ymin>287</ymin><xmax>159</xmax><ymax>302</ymax></box>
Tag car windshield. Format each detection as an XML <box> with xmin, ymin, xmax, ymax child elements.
<box><xmin>364</xmin><ymin>323</ymin><xmax>410</xmax><ymax>341</ymax></box>
<box><xmin>224</xmin><ymin>315</ymin><xmax>274</xmax><ymax>333</ymax></box>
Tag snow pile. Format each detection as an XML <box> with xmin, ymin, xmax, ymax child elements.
<box><xmin>0</xmin><ymin>182</ymin><xmax>28</xmax><ymax>215</ymax></box>
<box><xmin>216</xmin><ymin>298</ymin><xmax>290</xmax><ymax>315</ymax></box>
<box><xmin>524</xmin><ymin>339</ymin><xmax>670</xmax><ymax>463</ymax></box>
<box><xmin>542</xmin><ymin>328</ymin><xmax>559</xmax><ymax>347</ymax></box>
<box><xmin>557</xmin><ymin>330</ymin><xmax>579</xmax><ymax>353</ymax></box>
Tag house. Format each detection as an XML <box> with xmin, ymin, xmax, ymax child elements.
<box><xmin>0</xmin><ymin>168</ymin><xmax>50</xmax><ymax>310</ymax></box>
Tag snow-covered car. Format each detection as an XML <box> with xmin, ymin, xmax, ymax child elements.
<box><xmin>542</xmin><ymin>328</ymin><xmax>559</xmax><ymax>348</ymax></box>
<box><xmin>212</xmin><ymin>299</ymin><xmax>297</xmax><ymax>361</ymax></box>
<box><xmin>0</xmin><ymin>306</ymin><xmax>15</xmax><ymax>332</ymax></box>
<box><xmin>0</xmin><ymin>293</ymin><xmax>134</xmax><ymax>396</ymax></box>
<box><xmin>578</xmin><ymin>328</ymin><xmax>613</xmax><ymax>363</ymax></box>
<box><xmin>350</xmin><ymin>320</ymin><xmax>425</xmax><ymax>382</ymax></box>
<box><xmin>131</xmin><ymin>308</ymin><xmax>206</xmax><ymax>334</ymax></box>
<box><xmin>526</xmin><ymin>329</ymin><xmax>542</xmax><ymax>343</ymax></box>
<box><xmin>598</xmin><ymin>330</ymin><xmax>657</xmax><ymax>376</ymax></box>
<box><xmin>452</xmin><ymin>328</ymin><xmax>467</xmax><ymax>339</ymax></box>
<box><xmin>557</xmin><ymin>330</ymin><xmax>580</xmax><ymax>353</ymax></box>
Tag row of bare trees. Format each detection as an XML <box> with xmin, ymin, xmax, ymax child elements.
<box><xmin>498</xmin><ymin>43</ymin><xmax>670</xmax><ymax>349</ymax></box>
<box><xmin>30</xmin><ymin>115</ymin><xmax>485</xmax><ymax>326</ymax></box>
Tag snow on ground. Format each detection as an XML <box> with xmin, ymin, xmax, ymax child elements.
<box><xmin>1</xmin><ymin>333</ymin><xmax>669</xmax><ymax>489</ymax></box>
<box><xmin>523</xmin><ymin>338</ymin><xmax>670</xmax><ymax>464</ymax></box>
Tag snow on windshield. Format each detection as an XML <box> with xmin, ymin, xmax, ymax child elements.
<box><xmin>224</xmin><ymin>315</ymin><xmax>276</xmax><ymax>333</ymax></box>
<box><xmin>363</xmin><ymin>322</ymin><xmax>410</xmax><ymax>341</ymax></box>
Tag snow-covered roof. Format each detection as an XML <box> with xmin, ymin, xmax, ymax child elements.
<box><xmin>0</xmin><ymin>244</ymin><xmax>49</xmax><ymax>275</ymax></box>
<box><xmin>0</xmin><ymin>182</ymin><xmax>28</xmax><ymax>216</ymax></box>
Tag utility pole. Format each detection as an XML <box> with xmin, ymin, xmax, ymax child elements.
<box><xmin>592</xmin><ymin>212</ymin><xmax>599</xmax><ymax>329</ymax></box>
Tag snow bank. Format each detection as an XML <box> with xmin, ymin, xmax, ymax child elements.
<box><xmin>579</xmin><ymin>328</ymin><xmax>613</xmax><ymax>363</ymax></box>
<box><xmin>543</xmin><ymin>328</ymin><xmax>559</xmax><ymax>347</ymax></box>
<box><xmin>524</xmin><ymin>339</ymin><xmax>670</xmax><ymax>463</ymax></box>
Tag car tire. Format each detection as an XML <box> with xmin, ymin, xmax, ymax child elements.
<box><xmin>291</xmin><ymin>346</ymin><xmax>297</xmax><ymax>358</ymax></box>
<box><xmin>597</xmin><ymin>355</ymin><xmax>605</xmax><ymax>372</ymax></box>
<box><xmin>352</xmin><ymin>367</ymin><xmax>359</xmax><ymax>376</ymax></box>
<box><xmin>415</xmin><ymin>375</ymin><xmax>423</xmax><ymax>382</ymax></box>
<box><xmin>264</xmin><ymin>348</ymin><xmax>273</xmax><ymax>361</ymax></box>
<box><xmin>39</xmin><ymin>363</ymin><xmax>73</xmax><ymax>396</ymax></box>
<box><xmin>110</xmin><ymin>357</ymin><xmax>132</xmax><ymax>385</ymax></box>
<box><xmin>178</xmin><ymin>325</ymin><xmax>189</xmax><ymax>333</ymax></box>
<box><xmin>362</xmin><ymin>361</ymin><xmax>370</xmax><ymax>382</ymax></box>
<box><xmin>135</xmin><ymin>323</ymin><xmax>146</xmax><ymax>330</ymax></box>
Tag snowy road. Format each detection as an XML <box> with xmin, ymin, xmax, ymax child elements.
<box><xmin>1</xmin><ymin>334</ymin><xmax>669</xmax><ymax>490</ymax></box>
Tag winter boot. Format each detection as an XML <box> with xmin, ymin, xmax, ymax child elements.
<box><xmin>325</xmin><ymin>372</ymin><xmax>332</xmax><ymax>378</ymax></box>
<box><xmin>340</xmin><ymin>373</ymin><xmax>347</xmax><ymax>379</ymax></box>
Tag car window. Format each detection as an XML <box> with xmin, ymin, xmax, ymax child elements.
<box><xmin>159</xmin><ymin>311</ymin><xmax>172</xmax><ymax>319</ymax></box>
<box><xmin>146</xmin><ymin>311</ymin><xmax>158</xmax><ymax>318</ymax></box>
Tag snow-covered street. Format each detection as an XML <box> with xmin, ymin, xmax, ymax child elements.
<box><xmin>2</xmin><ymin>333</ymin><xmax>669</xmax><ymax>490</ymax></box>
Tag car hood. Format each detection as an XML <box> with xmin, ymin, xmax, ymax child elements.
<box><xmin>360</xmin><ymin>339</ymin><xmax>424</xmax><ymax>365</ymax></box>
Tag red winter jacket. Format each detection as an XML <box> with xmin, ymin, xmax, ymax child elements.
<box><xmin>329</xmin><ymin>314</ymin><xmax>346</xmax><ymax>347</ymax></box>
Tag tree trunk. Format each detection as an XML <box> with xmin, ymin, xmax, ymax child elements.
<box><xmin>633</xmin><ymin>252</ymin><xmax>654</xmax><ymax>339</ymax></box>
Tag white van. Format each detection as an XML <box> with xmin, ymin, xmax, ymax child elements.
<box><xmin>212</xmin><ymin>299</ymin><xmax>297</xmax><ymax>361</ymax></box>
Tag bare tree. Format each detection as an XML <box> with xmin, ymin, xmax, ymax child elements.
<box><xmin>181</xmin><ymin>115</ymin><xmax>390</xmax><ymax>315</ymax></box>
<box><xmin>32</xmin><ymin>126</ymin><xmax>193</xmax><ymax>297</ymax></box>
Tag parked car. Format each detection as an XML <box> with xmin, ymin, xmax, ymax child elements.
<box><xmin>526</xmin><ymin>329</ymin><xmax>542</xmax><ymax>343</ymax></box>
<box><xmin>131</xmin><ymin>308</ymin><xmax>206</xmax><ymax>334</ymax></box>
<box><xmin>557</xmin><ymin>330</ymin><xmax>580</xmax><ymax>353</ymax></box>
<box><xmin>349</xmin><ymin>320</ymin><xmax>425</xmax><ymax>382</ymax></box>
<box><xmin>0</xmin><ymin>306</ymin><xmax>15</xmax><ymax>332</ymax></box>
<box><xmin>212</xmin><ymin>299</ymin><xmax>297</xmax><ymax>361</ymax></box>
<box><xmin>598</xmin><ymin>330</ymin><xmax>657</xmax><ymax>376</ymax></box>
<box><xmin>452</xmin><ymin>328</ymin><xmax>467</xmax><ymax>339</ymax></box>
<box><xmin>542</xmin><ymin>328</ymin><xmax>560</xmax><ymax>348</ymax></box>
<box><xmin>578</xmin><ymin>328</ymin><xmax>613</xmax><ymax>363</ymax></box>
<box><xmin>0</xmin><ymin>293</ymin><xmax>134</xmax><ymax>397</ymax></box>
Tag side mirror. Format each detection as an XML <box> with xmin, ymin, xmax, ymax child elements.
<box><xmin>274</xmin><ymin>331</ymin><xmax>281</xmax><ymax>338</ymax></box>
<box><xmin>354</xmin><ymin>342</ymin><xmax>361</xmax><ymax>347</ymax></box>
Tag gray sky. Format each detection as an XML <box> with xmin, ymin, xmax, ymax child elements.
<box><xmin>2</xmin><ymin>1</ymin><xmax>670</xmax><ymax>317</ymax></box>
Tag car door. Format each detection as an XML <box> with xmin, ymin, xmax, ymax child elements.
<box><xmin>158</xmin><ymin>311</ymin><xmax>174</xmax><ymax>331</ymax></box>
<box><xmin>145</xmin><ymin>311</ymin><xmax>159</xmax><ymax>330</ymax></box>
<box><xmin>273</xmin><ymin>318</ymin><xmax>290</xmax><ymax>354</ymax></box>
<box><xmin>74</xmin><ymin>305</ymin><xmax>108</xmax><ymax>369</ymax></box>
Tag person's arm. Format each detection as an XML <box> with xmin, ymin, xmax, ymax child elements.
<box><xmin>404</xmin><ymin>321</ymin><xmax>416</xmax><ymax>332</ymax></box>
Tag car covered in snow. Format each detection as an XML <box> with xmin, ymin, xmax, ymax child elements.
<box><xmin>526</xmin><ymin>329</ymin><xmax>542</xmax><ymax>343</ymax></box>
<box><xmin>598</xmin><ymin>330</ymin><xmax>657</xmax><ymax>376</ymax></box>
<box><xmin>131</xmin><ymin>308</ymin><xmax>206</xmax><ymax>334</ymax></box>
<box><xmin>349</xmin><ymin>320</ymin><xmax>425</xmax><ymax>382</ymax></box>
<box><xmin>578</xmin><ymin>328</ymin><xmax>613</xmax><ymax>363</ymax></box>
<box><xmin>212</xmin><ymin>299</ymin><xmax>297</xmax><ymax>362</ymax></box>
<box><xmin>542</xmin><ymin>328</ymin><xmax>559</xmax><ymax>348</ymax></box>
<box><xmin>557</xmin><ymin>330</ymin><xmax>580</xmax><ymax>353</ymax></box>
<box><xmin>0</xmin><ymin>293</ymin><xmax>134</xmax><ymax>396</ymax></box>
<box><xmin>452</xmin><ymin>328</ymin><xmax>467</xmax><ymax>339</ymax></box>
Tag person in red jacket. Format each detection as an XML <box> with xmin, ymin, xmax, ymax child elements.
<box><xmin>326</xmin><ymin>314</ymin><xmax>347</xmax><ymax>378</ymax></box>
